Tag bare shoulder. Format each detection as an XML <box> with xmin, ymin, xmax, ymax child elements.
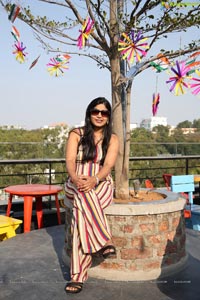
<box><xmin>110</xmin><ymin>133</ymin><xmax>119</xmax><ymax>148</ymax></box>
<box><xmin>110</xmin><ymin>133</ymin><xmax>119</xmax><ymax>143</ymax></box>
<box><xmin>69</xmin><ymin>127</ymin><xmax>84</xmax><ymax>138</ymax></box>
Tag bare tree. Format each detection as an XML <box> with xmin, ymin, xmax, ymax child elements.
<box><xmin>1</xmin><ymin>0</ymin><xmax>199</xmax><ymax>199</ymax></box>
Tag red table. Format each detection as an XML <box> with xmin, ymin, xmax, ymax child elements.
<box><xmin>5</xmin><ymin>184</ymin><xmax>63</xmax><ymax>233</ymax></box>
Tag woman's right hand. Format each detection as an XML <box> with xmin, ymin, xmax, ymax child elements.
<box><xmin>72</xmin><ymin>176</ymin><xmax>86</xmax><ymax>190</ymax></box>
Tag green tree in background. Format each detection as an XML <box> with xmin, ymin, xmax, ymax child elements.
<box><xmin>177</xmin><ymin>120</ymin><xmax>193</xmax><ymax>128</ymax></box>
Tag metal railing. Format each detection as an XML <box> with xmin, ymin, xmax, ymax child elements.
<box><xmin>0</xmin><ymin>158</ymin><xmax>66</xmax><ymax>189</ymax></box>
<box><xmin>0</xmin><ymin>155</ymin><xmax>200</xmax><ymax>189</ymax></box>
<box><xmin>129</xmin><ymin>155</ymin><xmax>200</xmax><ymax>187</ymax></box>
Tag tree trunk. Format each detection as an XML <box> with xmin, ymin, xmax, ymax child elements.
<box><xmin>110</xmin><ymin>59</ymin><xmax>129</xmax><ymax>199</ymax></box>
<box><xmin>109</xmin><ymin>0</ymin><xmax>129</xmax><ymax>200</ymax></box>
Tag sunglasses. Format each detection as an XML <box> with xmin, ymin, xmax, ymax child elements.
<box><xmin>90</xmin><ymin>109</ymin><xmax>110</xmax><ymax>118</ymax></box>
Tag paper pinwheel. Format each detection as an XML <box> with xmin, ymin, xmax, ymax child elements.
<box><xmin>11</xmin><ymin>26</ymin><xmax>20</xmax><ymax>42</ymax></box>
<box><xmin>77</xmin><ymin>17</ymin><xmax>94</xmax><ymax>49</ymax></box>
<box><xmin>190</xmin><ymin>70</ymin><xmax>200</xmax><ymax>95</ymax></box>
<box><xmin>166</xmin><ymin>61</ymin><xmax>191</xmax><ymax>96</ymax></box>
<box><xmin>152</xmin><ymin>93</ymin><xmax>160</xmax><ymax>116</ymax></box>
<box><xmin>8</xmin><ymin>4</ymin><xmax>20</xmax><ymax>23</ymax></box>
<box><xmin>118</xmin><ymin>30</ymin><xmax>149</xmax><ymax>64</ymax></box>
<box><xmin>47</xmin><ymin>54</ymin><xmax>71</xmax><ymax>77</ymax></box>
<box><xmin>12</xmin><ymin>41</ymin><xmax>27</xmax><ymax>63</ymax></box>
<box><xmin>150</xmin><ymin>53</ymin><xmax>170</xmax><ymax>73</ymax></box>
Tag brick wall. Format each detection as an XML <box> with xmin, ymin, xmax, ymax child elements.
<box><xmin>63</xmin><ymin>192</ymin><xmax>187</xmax><ymax>280</ymax></box>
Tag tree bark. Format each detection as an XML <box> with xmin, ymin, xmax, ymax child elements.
<box><xmin>109</xmin><ymin>0</ymin><xmax>129</xmax><ymax>199</ymax></box>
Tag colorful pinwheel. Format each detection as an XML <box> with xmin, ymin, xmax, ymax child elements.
<box><xmin>77</xmin><ymin>17</ymin><xmax>94</xmax><ymax>49</ymax></box>
<box><xmin>12</xmin><ymin>41</ymin><xmax>27</xmax><ymax>63</ymax></box>
<box><xmin>118</xmin><ymin>30</ymin><xmax>149</xmax><ymax>64</ymax></box>
<box><xmin>166</xmin><ymin>60</ymin><xmax>191</xmax><ymax>96</ymax></box>
<box><xmin>190</xmin><ymin>70</ymin><xmax>200</xmax><ymax>95</ymax></box>
<box><xmin>47</xmin><ymin>54</ymin><xmax>71</xmax><ymax>77</ymax></box>
<box><xmin>152</xmin><ymin>93</ymin><xmax>160</xmax><ymax>116</ymax></box>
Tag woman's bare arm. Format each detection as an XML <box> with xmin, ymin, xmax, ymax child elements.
<box><xmin>79</xmin><ymin>134</ymin><xmax>119</xmax><ymax>192</ymax></box>
<box><xmin>95</xmin><ymin>134</ymin><xmax>119</xmax><ymax>181</ymax></box>
<box><xmin>66</xmin><ymin>130</ymin><xmax>80</xmax><ymax>185</ymax></box>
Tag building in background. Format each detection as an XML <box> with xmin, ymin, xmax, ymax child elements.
<box><xmin>140</xmin><ymin>117</ymin><xmax>167</xmax><ymax>131</ymax></box>
<box><xmin>130</xmin><ymin>123</ymin><xmax>138</xmax><ymax>130</ymax></box>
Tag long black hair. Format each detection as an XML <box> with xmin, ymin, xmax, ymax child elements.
<box><xmin>80</xmin><ymin>97</ymin><xmax>112</xmax><ymax>164</ymax></box>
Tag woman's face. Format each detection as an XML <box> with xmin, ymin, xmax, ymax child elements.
<box><xmin>90</xmin><ymin>104</ymin><xmax>110</xmax><ymax>128</ymax></box>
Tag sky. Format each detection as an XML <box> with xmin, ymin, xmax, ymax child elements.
<box><xmin>0</xmin><ymin>1</ymin><xmax>200</xmax><ymax>130</ymax></box>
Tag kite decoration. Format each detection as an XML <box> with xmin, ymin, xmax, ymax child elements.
<box><xmin>77</xmin><ymin>17</ymin><xmax>94</xmax><ymax>49</ymax></box>
<box><xmin>166</xmin><ymin>60</ymin><xmax>191</xmax><ymax>96</ymax></box>
<box><xmin>150</xmin><ymin>53</ymin><xmax>170</xmax><ymax>73</ymax></box>
<box><xmin>118</xmin><ymin>30</ymin><xmax>149</xmax><ymax>64</ymax></box>
<box><xmin>12</xmin><ymin>41</ymin><xmax>27</xmax><ymax>63</ymax></box>
<box><xmin>185</xmin><ymin>51</ymin><xmax>200</xmax><ymax>75</ymax></box>
<box><xmin>8</xmin><ymin>4</ymin><xmax>20</xmax><ymax>23</ymax></box>
<box><xmin>11</xmin><ymin>25</ymin><xmax>20</xmax><ymax>42</ymax></box>
<box><xmin>47</xmin><ymin>54</ymin><xmax>71</xmax><ymax>77</ymax></box>
<box><xmin>190</xmin><ymin>70</ymin><xmax>200</xmax><ymax>95</ymax></box>
<box><xmin>152</xmin><ymin>93</ymin><xmax>160</xmax><ymax>116</ymax></box>
<box><xmin>29</xmin><ymin>55</ymin><xmax>41</xmax><ymax>70</ymax></box>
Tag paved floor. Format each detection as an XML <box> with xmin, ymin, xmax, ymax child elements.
<box><xmin>0</xmin><ymin>225</ymin><xmax>200</xmax><ymax>300</ymax></box>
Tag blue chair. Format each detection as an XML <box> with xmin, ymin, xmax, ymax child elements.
<box><xmin>171</xmin><ymin>175</ymin><xmax>194</xmax><ymax>218</ymax></box>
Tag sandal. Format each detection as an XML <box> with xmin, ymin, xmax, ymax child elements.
<box><xmin>102</xmin><ymin>245</ymin><xmax>116</xmax><ymax>259</ymax></box>
<box><xmin>65</xmin><ymin>281</ymin><xmax>83</xmax><ymax>294</ymax></box>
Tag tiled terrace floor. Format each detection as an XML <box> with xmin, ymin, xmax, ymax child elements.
<box><xmin>0</xmin><ymin>225</ymin><xmax>200</xmax><ymax>300</ymax></box>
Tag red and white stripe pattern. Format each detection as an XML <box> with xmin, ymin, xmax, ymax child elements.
<box><xmin>65</xmin><ymin>177</ymin><xmax>113</xmax><ymax>282</ymax></box>
<box><xmin>65</xmin><ymin>128</ymin><xmax>114</xmax><ymax>282</ymax></box>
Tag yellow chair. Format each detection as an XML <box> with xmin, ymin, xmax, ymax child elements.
<box><xmin>0</xmin><ymin>215</ymin><xmax>22</xmax><ymax>241</ymax></box>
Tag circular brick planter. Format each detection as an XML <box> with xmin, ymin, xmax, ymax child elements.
<box><xmin>62</xmin><ymin>189</ymin><xmax>187</xmax><ymax>281</ymax></box>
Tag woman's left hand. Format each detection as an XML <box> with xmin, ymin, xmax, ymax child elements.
<box><xmin>78</xmin><ymin>175</ymin><xmax>97</xmax><ymax>192</ymax></box>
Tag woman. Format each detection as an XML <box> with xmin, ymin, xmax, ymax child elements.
<box><xmin>64</xmin><ymin>97</ymin><xmax>119</xmax><ymax>293</ymax></box>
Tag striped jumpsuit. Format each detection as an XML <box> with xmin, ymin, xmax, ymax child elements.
<box><xmin>65</xmin><ymin>128</ymin><xmax>113</xmax><ymax>283</ymax></box>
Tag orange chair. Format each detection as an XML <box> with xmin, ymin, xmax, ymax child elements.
<box><xmin>162</xmin><ymin>174</ymin><xmax>172</xmax><ymax>191</ymax></box>
<box><xmin>145</xmin><ymin>179</ymin><xmax>154</xmax><ymax>189</ymax></box>
<box><xmin>163</xmin><ymin>173</ymin><xmax>192</xmax><ymax>218</ymax></box>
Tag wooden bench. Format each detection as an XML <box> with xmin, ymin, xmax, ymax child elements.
<box><xmin>171</xmin><ymin>175</ymin><xmax>194</xmax><ymax>219</ymax></box>
<box><xmin>0</xmin><ymin>215</ymin><xmax>22</xmax><ymax>241</ymax></box>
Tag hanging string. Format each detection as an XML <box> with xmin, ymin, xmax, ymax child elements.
<box><xmin>155</xmin><ymin>75</ymin><xmax>158</xmax><ymax>93</ymax></box>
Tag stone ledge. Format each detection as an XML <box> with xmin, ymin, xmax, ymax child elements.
<box><xmin>105</xmin><ymin>197</ymin><xmax>185</xmax><ymax>215</ymax></box>
<box><xmin>88</xmin><ymin>254</ymin><xmax>188</xmax><ymax>281</ymax></box>
<box><xmin>64</xmin><ymin>189</ymin><xmax>186</xmax><ymax>216</ymax></box>
<box><xmin>62</xmin><ymin>249</ymin><xmax>188</xmax><ymax>281</ymax></box>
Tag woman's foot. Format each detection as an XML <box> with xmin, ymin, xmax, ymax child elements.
<box><xmin>102</xmin><ymin>244</ymin><xmax>116</xmax><ymax>259</ymax></box>
<box><xmin>65</xmin><ymin>281</ymin><xmax>83</xmax><ymax>294</ymax></box>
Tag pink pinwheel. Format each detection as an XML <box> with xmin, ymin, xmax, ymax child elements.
<box><xmin>118</xmin><ymin>30</ymin><xmax>149</xmax><ymax>64</ymax></box>
<box><xmin>166</xmin><ymin>60</ymin><xmax>191</xmax><ymax>96</ymax></box>
<box><xmin>77</xmin><ymin>17</ymin><xmax>94</xmax><ymax>49</ymax></box>
<box><xmin>12</xmin><ymin>41</ymin><xmax>27</xmax><ymax>63</ymax></box>
<box><xmin>47</xmin><ymin>54</ymin><xmax>71</xmax><ymax>77</ymax></box>
<box><xmin>152</xmin><ymin>93</ymin><xmax>160</xmax><ymax>116</ymax></box>
<box><xmin>190</xmin><ymin>70</ymin><xmax>200</xmax><ymax>95</ymax></box>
